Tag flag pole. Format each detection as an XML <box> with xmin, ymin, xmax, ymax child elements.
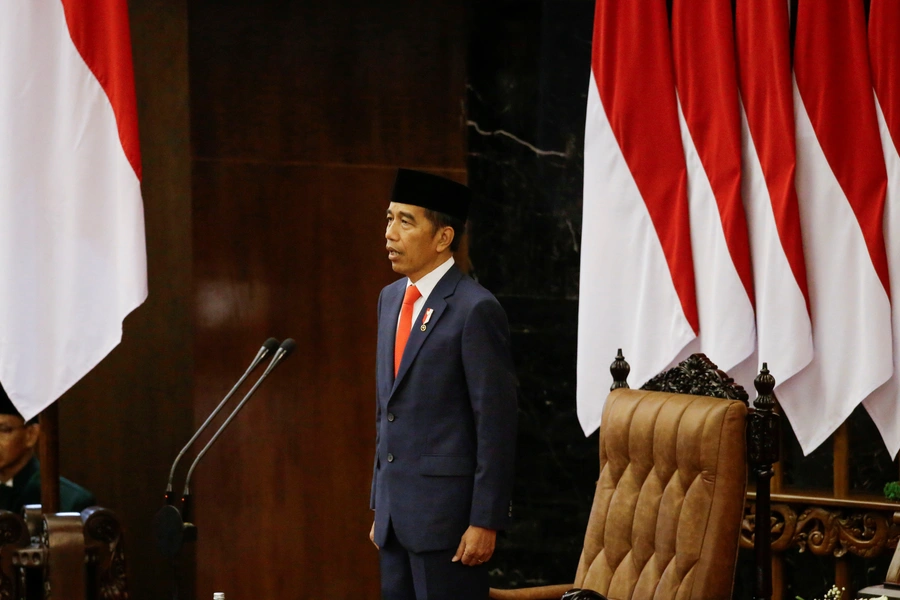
<box><xmin>38</xmin><ymin>402</ymin><xmax>61</xmax><ymax>514</ymax></box>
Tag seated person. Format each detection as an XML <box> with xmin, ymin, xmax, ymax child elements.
<box><xmin>0</xmin><ymin>382</ymin><xmax>95</xmax><ymax>514</ymax></box>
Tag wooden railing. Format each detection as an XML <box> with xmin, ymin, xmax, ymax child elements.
<box><xmin>742</xmin><ymin>422</ymin><xmax>900</xmax><ymax>599</ymax></box>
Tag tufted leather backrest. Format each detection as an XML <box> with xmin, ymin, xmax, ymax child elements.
<box><xmin>573</xmin><ymin>388</ymin><xmax>748</xmax><ymax>600</ymax></box>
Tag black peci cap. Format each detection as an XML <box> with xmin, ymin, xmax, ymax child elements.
<box><xmin>0</xmin><ymin>381</ymin><xmax>23</xmax><ymax>418</ymax></box>
<box><xmin>390</xmin><ymin>169</ymin><xmax>471</xmax><ymax>222</ymax></box>
<box><xmin>0</xmin><ymin>382</ymin><xmax>38</xmax><ymax>424</ymax></box>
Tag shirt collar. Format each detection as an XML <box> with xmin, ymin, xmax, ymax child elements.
<box><xmin>407</xmin><ymin>256</ymin><xmax>455</xmax><ymax>304</ymax></box>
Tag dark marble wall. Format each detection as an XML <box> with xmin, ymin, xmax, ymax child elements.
<box><xmin>466</xmin><ymin>0</ymin><xmax>595</xmax><ymax>587</ymax></box>
<box><xmin>465</xmin><ymin>0</ymin><xmax>900</xmax><ymax>596</ymax></box>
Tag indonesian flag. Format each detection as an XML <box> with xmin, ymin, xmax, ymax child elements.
<box><xmin>0</xmin><ymin>0</ymin><xmax>147</xmax><ymax>420</ymax></box>
<box><xmin>577</xmin><ymin>0</ymin><xmax>698</xmax><ymax>434</ymax></box>
<box><xmin>735</xmin><ymin>0</ymin><xmax>813</xmax><ymax>393</ymax></box>
<box><xmin>864</xmin><ymin>0</ymin><xmax>900</xmax><ymax>457</ymax></box>
<box><xmin>778</xmin><ymin>0</ymin><xmax>893</xmax><ymax>454</ymax></box>
<box><xmin>671</xmin><ymin>0</ymin><xmax>757</xmax><ymax>383</ymax></box>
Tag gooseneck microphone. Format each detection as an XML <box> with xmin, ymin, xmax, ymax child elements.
<box><xmin>180</xmin><ymin>338</ymin><xmax>296</xmax><ymax>520</ymax></box>
<box><xmin>163</xmin><ymin>337</ymin><xmax>280</xmax><ymax>504</ymax></box>
<box><xmin>155</xmin><ymin>337</ymin><xmax>291</xmax><ymax>561</ymax></box>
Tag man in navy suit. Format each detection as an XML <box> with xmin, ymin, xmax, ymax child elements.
<box><xmin>369</xmin><ymin>169</ymin><xmax>518</xmax><ymax>600</ymax></box>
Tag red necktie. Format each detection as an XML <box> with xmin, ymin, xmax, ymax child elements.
<box><xmin>394</xmin><ymin>285</ymin><xmax>422</xmax><ymax>376</ymax></box>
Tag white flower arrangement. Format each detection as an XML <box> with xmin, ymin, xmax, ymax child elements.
<box><xmin>796</xmin><ymin>586</ymin><xmax>887</xmax><ymax>600</ymax></box>
<box><xmin>796</xmin><ymin>586</ymin><xmax>843</xmax><ymax>600</ymax></box>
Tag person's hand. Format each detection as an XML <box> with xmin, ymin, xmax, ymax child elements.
<box><xmin>451</xmin><ymin>526</ymin><xmax>496</xmax><ymax>566</ymax></box>
<box><xmin>369</xmin><ymin>521</ymin><xmax>378</xmax><ymax>549</ymax></box>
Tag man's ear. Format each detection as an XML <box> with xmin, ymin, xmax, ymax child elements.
<box><xmin>23</xmin><ymin>423</ymin><xmax>40</xmax><ymax>451</ymax></box>
<box><xmin>436</xmin><ymin>226</ymin><xmax>455</xmax><ymax>253</ymax></box>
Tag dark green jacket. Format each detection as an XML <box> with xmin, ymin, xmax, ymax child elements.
<box><xmin>0</xmin><ymin>457</ymin><xmax>95</xmax><ymax>514</ymax></box>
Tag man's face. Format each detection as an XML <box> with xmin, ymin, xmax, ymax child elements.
<box><xmin>385</xmin><ymin>203</ymin><xmax>449</xmax><ymax>282</ymax></box>
<box><xmin>0</xmin><ymin>415</ymin><xmax>38</xmax><ymax>477</ymax></box>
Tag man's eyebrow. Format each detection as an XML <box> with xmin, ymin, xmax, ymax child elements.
<box><xmin>386</xmin><ymin>208</ymin><xmax>418</xmax><ymax>222</ymax></box>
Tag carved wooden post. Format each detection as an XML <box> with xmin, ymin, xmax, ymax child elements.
<box><xmin>610</xmin><ymin>349</ymin><xmax>630</xmax><ymax>390</ymax></box>
<box><xmin>0</xmin><ymin>511</ymin><xmax>28</xmax><ymax>600</ymax></box>
<box><xmin>38</xmin><ymin>403</ymin><xmax>61</xmax><ymax>514</ymax></box>
<box><xmin>83</xmin><ymin>507</ymin><xmax>129</xmax><ymax>600</ymax></box>
<box><xmin>748</xmin><ymin>363</ymin><xmax>780</xmax><ymax>600</ymax></box>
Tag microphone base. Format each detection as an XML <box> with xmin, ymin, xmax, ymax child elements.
<box><xmin>153</xmin><ymin>505</ymin><xmax>197</xmax><ymax>559</ymax></box>
<box><xmin>184</xmin><ymin>523</ymin><xmax>197</xmax><ymax>543</ymax></box>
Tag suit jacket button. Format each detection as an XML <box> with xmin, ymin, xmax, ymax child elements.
<box><xmin>387</xmin><ymin>453</ymin><xmax>394</xmax><ymax>463</ymax></box>
<box><xmin>387</xmin><ymin>412</ymin><xmax>395</xmax><ymax>422</ymax></box>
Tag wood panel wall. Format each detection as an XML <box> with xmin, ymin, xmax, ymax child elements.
<box><xmin>58</xmin><ymin>2</ymin><xmax>194</xmax><ymax>600</ymax></box>
<box><xmin>188</xmin><ymin>1</ymin><xmax>468</xmax><ymax>597</ymax></box>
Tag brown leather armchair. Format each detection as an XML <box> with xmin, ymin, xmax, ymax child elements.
<box><xmin>491</xmin><ymin>353</ymin><xmax>778</xmax><ymax>600</ymax></box>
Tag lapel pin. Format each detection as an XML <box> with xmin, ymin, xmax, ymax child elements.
<box><xmin>421</xmin><ymin>308</ymin><xmax>433</xmax><ymax>331</ymax></box>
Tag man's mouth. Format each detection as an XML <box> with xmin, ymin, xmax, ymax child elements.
<box><xmin>387</xmin><ymin>247</ymin><xmax>401</xmax><ymax>259</ymax></box>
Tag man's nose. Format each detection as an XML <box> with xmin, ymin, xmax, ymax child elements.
<box><xmin>385</xmin><ymin>222</ymin><xmax>398</xmax><ymax>240</ymax></box>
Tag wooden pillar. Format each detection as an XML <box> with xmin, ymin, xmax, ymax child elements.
<box><xmin>832</xmin><ymin>423</ymin><xmax>850</xmax><ymax>593</ymax></box>
<box><xmin>833</xmin><ymin>423</ymin><xmax>849</xmax><ymax>499</ymax></box>
<box><xmin>772</xmin><ymin>457</ymin><xmax>784</xmax><ymax>600</ymax></box>
<box><xmin>771</xmin><ymin>558</ymin><xmax>784</xmax><ymax>600</ymax></box>
<box><xmin>38</xmin><ymin>402</ymin><xmax>60</xmax><ymax>514</ymax></box>
<box><xmin>834</xmin><ymin>559</ymin><xmax>850</xmax><ymax>596</ymax></box>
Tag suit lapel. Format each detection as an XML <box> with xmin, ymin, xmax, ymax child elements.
<box><xmin>378</xmin><ymin>281</ymin><xmax>405</xmax><ymax>400</ymax></box>
<box><xmin>390</xmin><ymin>267</ymin><xmax>463</xmax><ymax>397</ymax></box>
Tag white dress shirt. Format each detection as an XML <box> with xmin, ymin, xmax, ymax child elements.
<box><xmin>398</xmin><ymin>256</ymin><xmax>455</xmax><ymax>333</ymax></box>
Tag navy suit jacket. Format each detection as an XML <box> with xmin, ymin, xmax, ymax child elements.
<box><xmin>370</xmin><ymin>265</ymin><xmax>517</xmax><ymax>553</ymax></box>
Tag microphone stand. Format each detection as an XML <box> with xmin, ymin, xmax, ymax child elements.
<box><xmin>181</xmin><ymin>339</ymin><xmax>296</xmax><ymax>512</ymax></box>
<box><xmin>164</xmin><ymin>338</ymin><xmax>279</xmax><ymax>504</ymax></box>
<box><xmin>154</xmin><ymin>338</ymin><xmax>286</xmax><ymax>600</ymax></box>
<box><xmin>154</xmin><ymin>339</ymin><xmax>295</xmax><ymax>562</ymax></box>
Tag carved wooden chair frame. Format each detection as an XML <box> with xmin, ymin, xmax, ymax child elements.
<box><xmin>0</xmin><ymin>506</ymin><xmax>127</xmax><ymax>600</ymax></box>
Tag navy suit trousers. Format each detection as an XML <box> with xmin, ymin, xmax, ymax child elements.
<box><xmin>380</xmin><ymin>521</ymin><xmax>488</xmax><ymax>600</ymax></box>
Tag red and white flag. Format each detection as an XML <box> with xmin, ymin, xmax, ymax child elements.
<box><xmin>735</xmin><ymin>0</ymin><xmax>813</xmax><ymax>393</ymax></box>
<box><xmin>671</xmin><ymin>0</ymin><xmax>757</xmax><ymax>383</ymax></box>
<box><xmin>864</xmin><ymin>0</ymin><xmax>900</xmax><ymax>457</ymax></box>
<box><xmin>0</xmin><ymin>0</ymin><xmax>146</xmax><ymax>420</ymax></box>
<box><xmin>779</xmin><ymin>0</ymin><xmax>893</xmax><ymax>454</ymax></box>
<box><xmin>577</xmin><ymin>0</ymin><xmax>698</xmax><ymax>433</ymax></box>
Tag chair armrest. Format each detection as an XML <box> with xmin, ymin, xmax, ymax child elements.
<box><xmin>489</xmin><ymin>583</ymin><xmax>575</xmax><ymax>600</ymax></box>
